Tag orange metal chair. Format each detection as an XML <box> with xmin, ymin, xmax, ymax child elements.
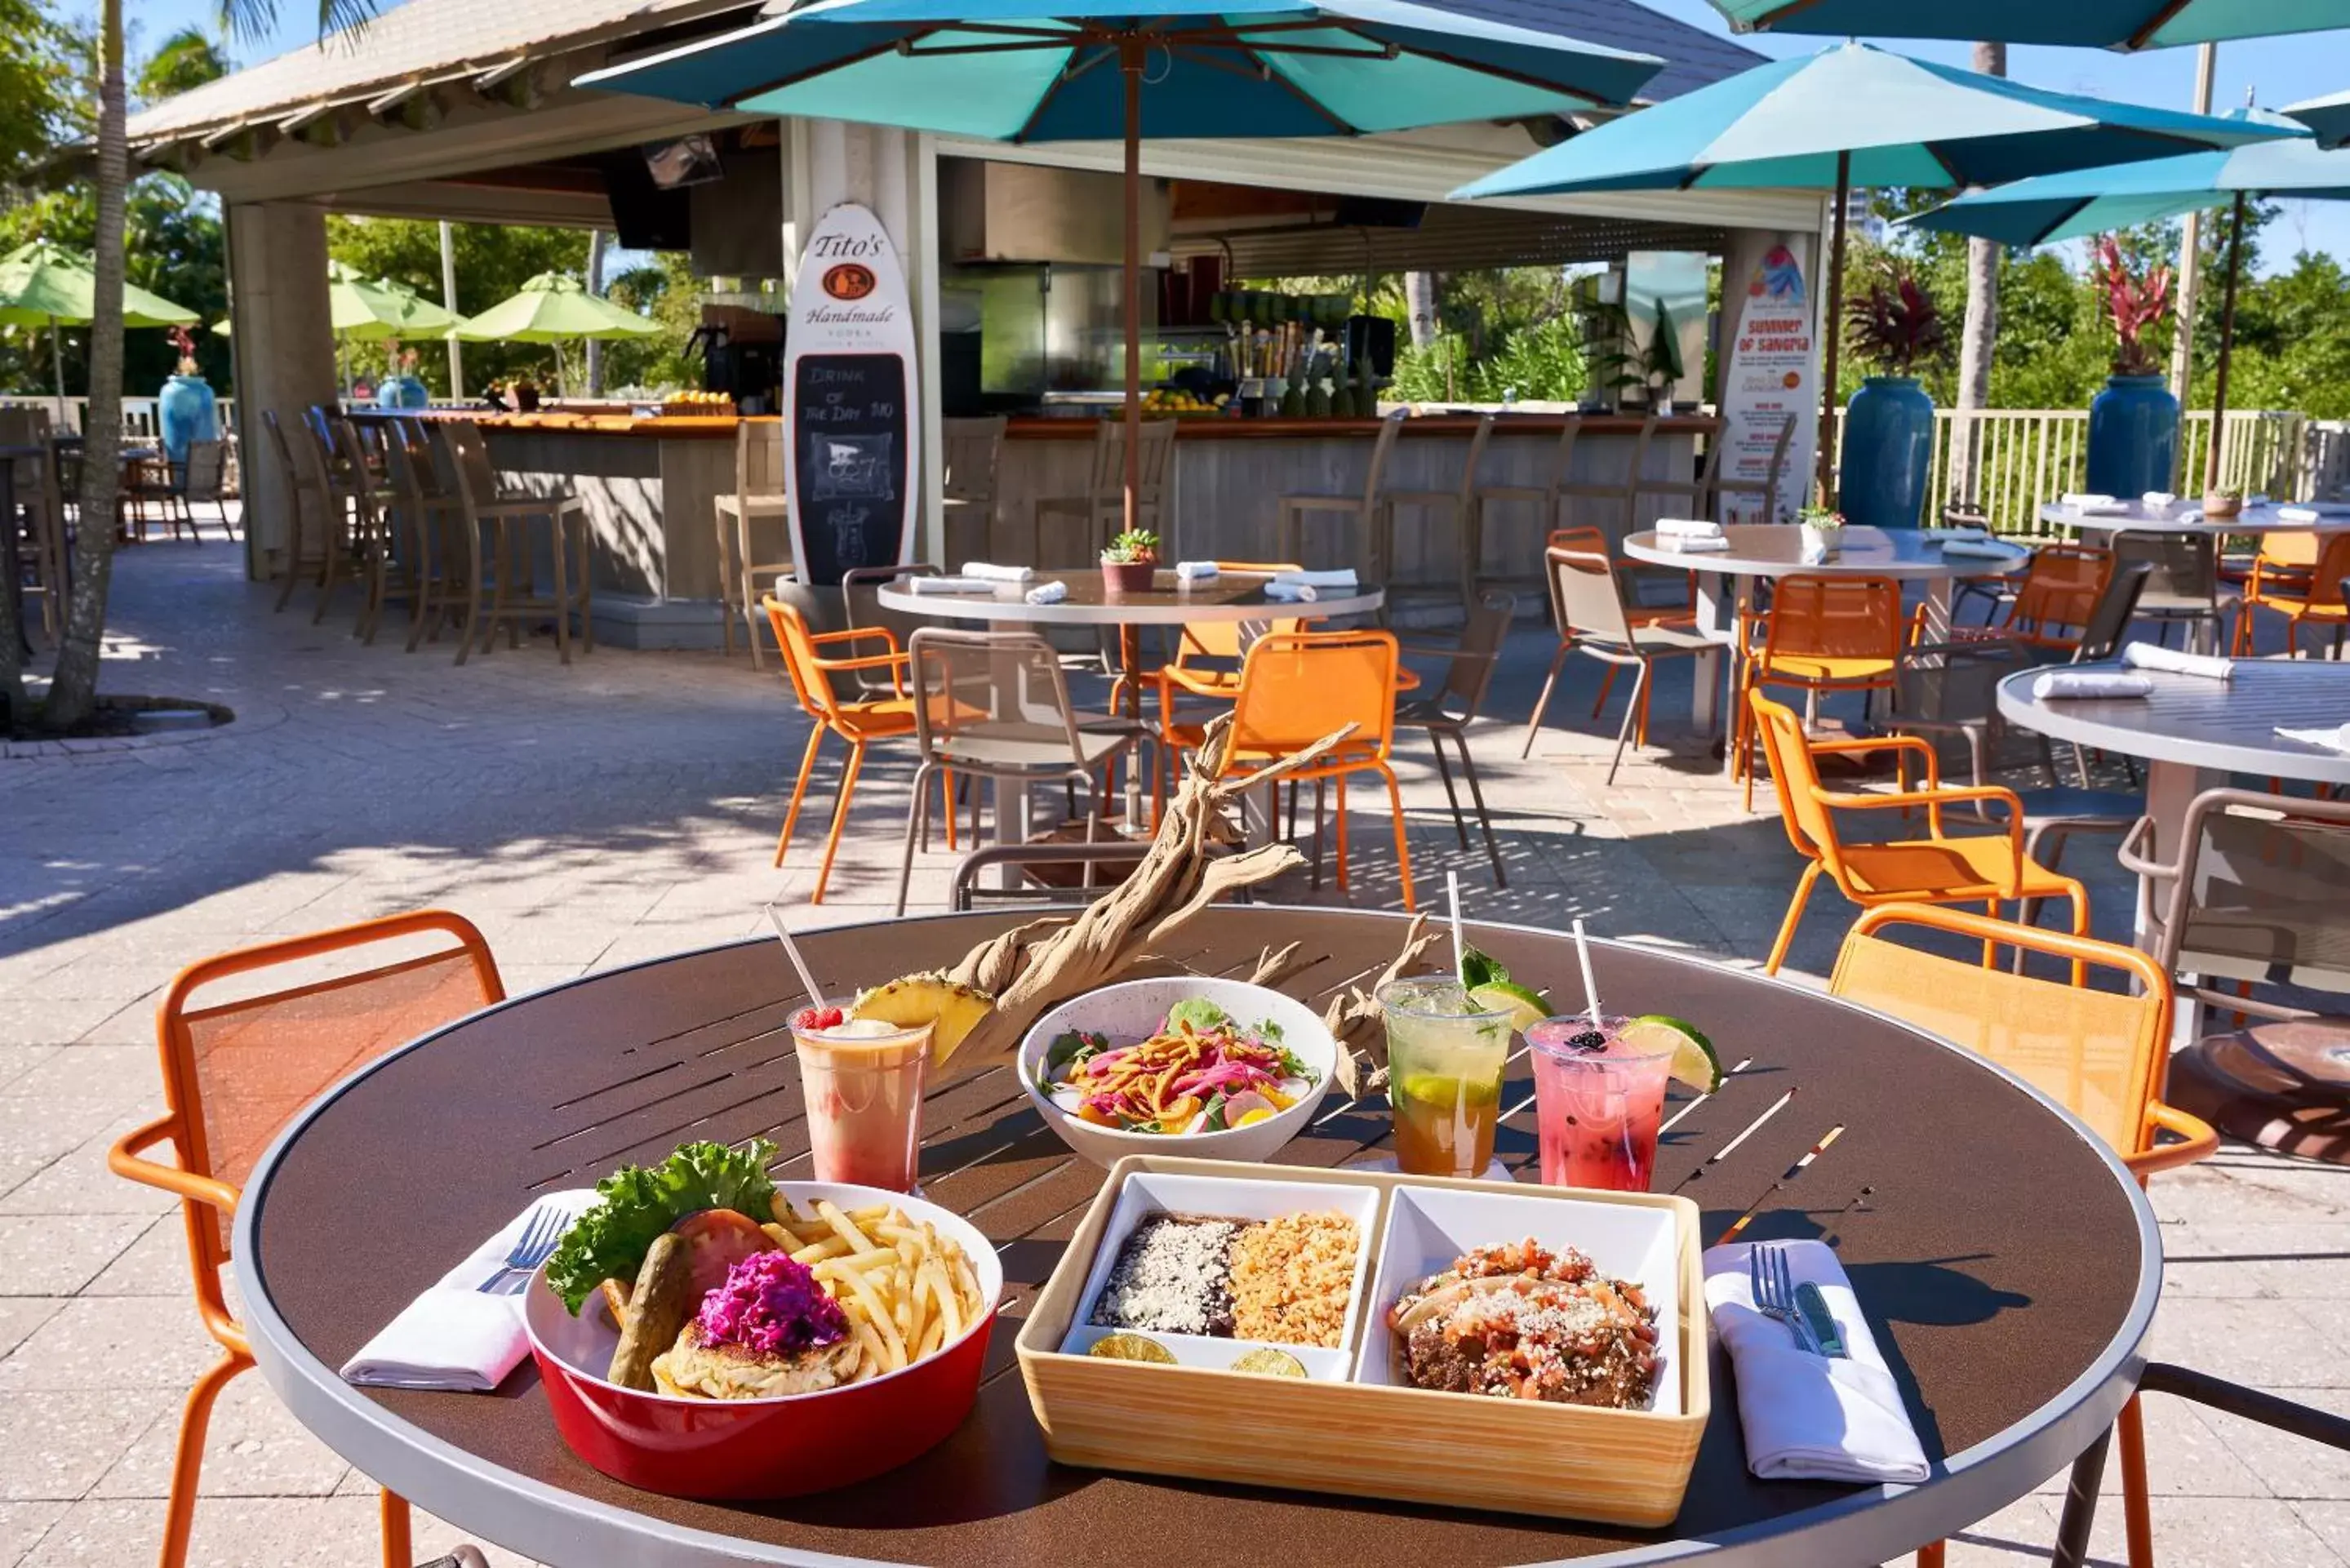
<box><xmin>2234</xmin><ymin>531</ymin><xmax>2350</xmax><ymax>658</ymax></box>
<box><xmin>1956</xmin><ymin>541</ymin><xmax>2114</xmax><ymax>652</ymax></box>
<box><xmin>1832</xmin><ymin>904</ymin><xmax>2219</xmax><ymax>1568</ymax></box>
<box><xmin>1212</xmin><ymin>629</ymin><xmax>1416</xmax><ymax>910</ymax></box>
<box><xmin>1735</xmin><ymin>573</ymin><xmax>1906</xmax><ymax>810</ymax></box>
<box><xmin>107</xmin><ymin>912</ymin><xmax>507</xmax><ymax>1568</ymax></box>
<box><xmin>1747</xmin><ymin>691</ymin><xmax>2090</xmax><ymax>974</ymax></box>
<box><xmin>762</xmin><ymin>594</ymin><xmax>957</xmax><ymax>904</ymax></box>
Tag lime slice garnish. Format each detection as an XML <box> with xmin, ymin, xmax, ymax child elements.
<box><xmin>1623</xmin><ymin>1015</ymin><xmax>1722</xmax><ymax>1094</ymax></box>
<box><xmin>1231</xmin><ymin>1347</ymin><xmax>1307</xmax><ymax>1377</ymax></box>
<box><xmin>1088</xmin><ymin>1332</ymin><xmax>1176</xmax><ymax>1363</ymax></box>
<box><xmin>1468</xmin><ymin>980</ymin><xmax>1548</xmax><ymax>1034</ymax></box>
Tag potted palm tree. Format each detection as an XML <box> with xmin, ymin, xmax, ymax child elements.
<box><xmin>1101</xmin><ymin>529</ymin><xmax>1161</xmax><ymax>593</ymax></box>
<box><xmin>2085</xmin><ymin>237</ymin><xmax>2179</xmax><ymax>500</ymax></box>
<box><xmin>1838</xmin><ymin>258</ymin><xmax>1946</xmax><ymax>529</ymax></box>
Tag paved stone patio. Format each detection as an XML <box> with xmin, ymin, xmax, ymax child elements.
<box><xmin>2</xmin><ymin>540</ymin><xmax>2344</xmax><ymax>1567</ymax></box>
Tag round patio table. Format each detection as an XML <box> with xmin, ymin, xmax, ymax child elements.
<box><xmin>1621</xmin><ymin>524</ymin><xmax>2030</xmax><ymax>775</ymax></box>
<box><xmin>235</xmin><ymin>906</ymin><xmax>2157</xmax><ymax>1568</ymax></box>
<box><xmin>2039</xmin><ymin>499</ymin><xmax>2350</xmax><ymax>540</ymax></box>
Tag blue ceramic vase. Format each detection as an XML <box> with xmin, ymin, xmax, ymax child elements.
<box><xmin>2086</xmin><ymin>374</ymin><xmax>2179</xmax><ymax>497</ymax></box>
<box><xmin>1837</xmin><ymin>375</ymin><xmax>1935</xmax><ymax>528</ymax></box>
<box><xmin>157</xmin><ymin>373</ymin><xmax>218</xmax><ymax>467</ymax></box>
<box><xmin>375</xmin><ymin>374</ymin><xmax>430</xmax><ymax>411</ymax></box>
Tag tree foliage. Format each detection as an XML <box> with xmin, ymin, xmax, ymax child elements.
<box><xmin>323</xmin><ymin>215</ymin><xmax>593</xmax><ymax>395</ymax></box>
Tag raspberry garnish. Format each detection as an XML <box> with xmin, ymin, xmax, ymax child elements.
<box><xmin>791</xmin><ymin>1005</ymin><xmax>845</xmax><ymax>1032</ymax></box>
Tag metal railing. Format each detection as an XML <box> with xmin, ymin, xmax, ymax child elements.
<box><xmin>0</xmin><ymin>393</ymin><xmax>242</xmax><ymax>441</ymax></box>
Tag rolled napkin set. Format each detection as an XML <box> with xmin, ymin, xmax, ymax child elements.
<box><xmin>1704</xmin><ymin>1240</ymin><xmax>1930</xmax><ymax>1485</ymax></box>
<box><xmin>2143</xmin><ymin>491</ymin><xmax>2179</xmax><ymax>509</ymax></box>
<box><xmin>1175</xmin><ymin>561</ymin><xmax>1220</xmax><ymax>582</ymax></box>
<box><xmin>2277</xmin><ymin>503</ymin><xmax>2350</xmax><ymax>523</ymax></box>
<box><xmin>1025</xmin><ymin>581</ymin><xmax>1068</xmax><ymax>605</ymax></box>
<box><xmin>903</xmin><ymin>575</ymin><xmax>997</xmax><ymax>595</ymax></box>
<box><xmin>2059</xmin><ymin>491</ymin><xmax>2129</xmax><ymax>515</ymax></box>
<box><xmin>1264</xmin><ymin>567</ymin><xmax>1358</xmax><ymax>603</ymax></box>
<box><xmin>2034</xmin><ymin>639</ymin><xmax>2237</xmax><ymax>700</ymax></box>
<box><xmin>958</xmin><ymin>562</ymin><xmax>1034</xmax><ymax>584</ymax></box>
<box><xmin>342</xmin><ymin>1194</ymin><xmax>594</xmax><ymax>1391</ymax></box>
<box><xmin>2121</xmin><ymin>642</ymin><xmax>2233</xmax><ymax>681</ymax></box>
<box><xmin>1939</xmin><ymin>537</ymin><xmax>2022</xmax><ymax>560</ymax></box>
<box><xmin>1655</xmin><ymin>517</ymin><xmax>1723</xmax><ymax>539</ymax></box>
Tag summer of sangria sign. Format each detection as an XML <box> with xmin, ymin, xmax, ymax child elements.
<box><xmin>785</xmin><ymin>202</ymin><xmax>918</xmax><ymax>586</ymax></box>
<box><xmin>1716</xmin><ymin>243</ymin><xmax>1817</xmax><ymax>526</ymax></box>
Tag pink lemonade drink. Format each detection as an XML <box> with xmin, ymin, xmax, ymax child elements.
<box><xmin>1527</xmin><ymin>1016</ymin><xmax>1673</xmax><ymax>1193</ymax></box>
<box><xmin>792</xmin><ymin>1016</ymin><xmax>933</xmax><ymax>1191</ymax></box>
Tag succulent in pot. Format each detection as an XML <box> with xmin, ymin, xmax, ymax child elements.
<box><xmin>2201</xmin><ymin>486</ymin><xmax>2244</xmax><ymax>520</ymax></box>
<box><xmin>1101</xmin><ymin>529</ymin><xmax>1161</xmax><ymax>593</ymax></box>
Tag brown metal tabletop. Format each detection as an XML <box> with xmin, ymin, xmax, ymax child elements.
<box><xmin>236</xmin><ymin>908</ymin><xmax>2157</xmax><ymax>1568</ymax></box>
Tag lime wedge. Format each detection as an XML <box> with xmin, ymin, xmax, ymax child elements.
<box><xmin>1623</xmin><ymin>1015</ymin><xmax>1722</xmax><ymax>1094</ymax></box>
<box><xmin>1088</xmin><ymin>1332</ymin><xmax>1176</xmax><ymax>1363</ymax></box>
<box><xmin>1469</xmin><ymin>980</ymin><xmax>1548</xmax><ymax>1034</ymax></box>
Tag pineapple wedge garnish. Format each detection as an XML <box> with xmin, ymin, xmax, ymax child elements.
<box><xmin>848</xmin><ymin>972</ymin><xmax>995</xmax><ymax>1065</ymax></box>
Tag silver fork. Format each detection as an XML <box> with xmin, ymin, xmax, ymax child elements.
<box><xmin>1750</xmin><ymin>1244</ymin><xmax>1821</xmax><ymax>1354</ymax></box>
<box><xmin>478</xmin><ymin>1204</ymin><xmax>575</xmax><ymax>1295</ymax></box>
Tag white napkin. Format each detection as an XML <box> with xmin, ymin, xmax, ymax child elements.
<box><xmin>1941</xmin><ymin>538</ymin><xmax>2023</xmax><ymax>560</ymax></box>
<box><xmin>2121</xmin><ymin>642</ymin><xmax>2233</xmax><ymax>680</ymax></box>
<box><xmin>2032</xmin><ymin>671</ymin><xmax>2153</xmax><ymax>700</ymax></box>
<box><xmin>1655</xmin><ymin>517</ymin><xmax>1724</xmax><ymax>539</ymax></box>
<box><xmin>1273</xmin><ymin>568</ymin><xmax>1358</xmax><ymax>588</ymax></box>
<box><xmin>2059</xmin><ymin>492</ymin><xmax>2118</xmax><ymax>510</ymax></box>
<box><xmin>1668</xmin><ymin>535</ymin><xmax>1733</xmax><ymax>553</ymax></box>
<box><xmin>2142</xmin><ymin>491</ymin><xmax>2178</xmax><ymax>508</ymax></box>
<box><xmin>959</xmin><ymin>562</ymin><xmax>1033</xmax><ymax>583</ymax></box>
<box><xmin>1025</xmin><ymin>580</ymin><xmax>1068</xmax><ymax>605</ymax></box>
<box><xmin>1704</xmin><ymin>1242</ymin><xmax>1929</xmax><ymax>1486</ymax></box>
<box><xmin>1175</xmin><ymin>561</ymin><xmax>1221</xmax><ymax>581</ymax></box>
<box><xmin>1264</xmin><ymin>580</ymin><xmax>1320</xmax><ymax>602</ymax></box>
<box><xmin>2277</xmin><ymin>722</ymin><xmax>2350</xmax><ymax>753</ymax></box>
<box><xmin>342</xmin><ymin>1193</ymin><xmax>592</xmax><ymax>1391</ymax></box>
<box><xmin>1921</xmin><ymin>525</ymin><xmax>1988</xmax><ymax>543</ymax></box>
<box><xmin>904</xmin><ymin>575</ymin><xmax>997</xmax><ymax>595</ymax></box>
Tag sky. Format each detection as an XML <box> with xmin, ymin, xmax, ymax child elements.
<box><xmin>133</xmin><ymin>0</ymin><xmax>2350</xmax><ymax>277</ymax></box>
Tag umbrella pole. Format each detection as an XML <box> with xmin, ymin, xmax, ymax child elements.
<box><xmin>2203</xmin><ymin>190</ymin><xmax>2246</xmax><ymax>495</ymax></box>
<box><xmin>49</xmin><ymin>318</ymin><xmax>64</xmax><ymax>426</ymax></box>
<box><xmin>1816</xmin><ymin>149</ymin><xmax>1850</xmax><ymax>509</ymax></box>
<box><xmin>1121</xmin><ymin>38</ymin><xmax>1144</xmax><ymax>545</ymax></box>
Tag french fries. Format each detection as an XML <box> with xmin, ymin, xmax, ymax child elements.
<box><xmin>765</xmin><ymin>1197</ymin><xmax>988</xmax><ymax>1384</ymax></box>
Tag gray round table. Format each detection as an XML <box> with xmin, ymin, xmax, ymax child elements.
<box><xmin>2039</xmin><ymin>500</ymin><xmax>2350</xmax><ymax>540</ymax></box>
<box><xmin>1620</xmin><ymin>525</ymin><xmax>2030</xmax><ymax>774</ymax></box>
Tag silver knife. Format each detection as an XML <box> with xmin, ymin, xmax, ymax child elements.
<box><xmin>1794</xmin><ymin>1281</ymin><xmax>1847</xmax><ymax>1357</ymax></box>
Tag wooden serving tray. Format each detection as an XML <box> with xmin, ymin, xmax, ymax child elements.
<box><xmin>1015</xmin><ymin>1156</ymin><xmax>1708</xmax><ymax>1527</ymax></box>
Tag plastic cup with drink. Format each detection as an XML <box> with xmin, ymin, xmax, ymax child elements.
<box><xmin>1377</xmin><ymin>976</ymin><xmax>1515</xmax><ymax>1179</ymax></box>
<box><xmin>791</xmin><ymin>1008</ymin><xmax>932</xmax><ymax>1192</ymax></box>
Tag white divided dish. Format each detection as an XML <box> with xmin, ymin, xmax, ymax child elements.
<box><xmin>1056</xmin><ymin>1170</ymin><xmax>1382</xmax><ymax>1381</ymax></box>
<box><xmin>1353</xmin><ymin>1184</ymin><xmax>1682</xmax><ymax>1416</ymax></box>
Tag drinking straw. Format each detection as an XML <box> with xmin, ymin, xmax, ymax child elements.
<box><xmin>763</xmin><ymin>903</ymin><xmax>828</xmax><ymax>1012</ymax></box>
<box><xmin>1572</xmin><ymin>917</ymin><xmax>1602</xmax><ymax>1027</ymax></box>
<box><xmin>1447</xmin><ymin>871</ymin><xmax>1465</xmax><ymax>983</ymax></box>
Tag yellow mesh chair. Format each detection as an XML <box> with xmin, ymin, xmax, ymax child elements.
<box><xmin>1735</xmin><ymin>574</ymin><xmax>1905</xmax><ymax>810</ymax></box>
<box><xmin>108</xmin><ymin>913</ymin><xmax>506</xmax><ymax>1568</ymax></box>
<box><xmin>1216</xmin><ymin>629</ymin><xmax>1415</xmax><ymax>910</ymax></box>
<box><xmin>1832</xmin><ymin>904</ymin><xmax>2218</xmax><ymax>1568</ymax></box>
<box><xmin>1747</xmin><ymin>691</ymin><xmax>2090</xmax><ymax>974</ymax></box>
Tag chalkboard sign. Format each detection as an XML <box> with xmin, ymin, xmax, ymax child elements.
<box><xmin>785</xmin><ymin>202</ymin><xmax>919</xmax><ymax>587</ymax></box>
<box><xmin>790</xmin><ymin>353</ymin><xmax>908</xmax><ymax>586</ymax></box>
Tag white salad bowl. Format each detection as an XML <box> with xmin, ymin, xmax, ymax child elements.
<box><xmin>1018</xmin><ymin>976</ymin><xmax>1339</xmax><ymax>1166</ymax></box>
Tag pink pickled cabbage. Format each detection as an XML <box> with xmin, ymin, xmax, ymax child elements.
<box><xmin>694</xmin><ymin>1250</ymin><xmax>847</xmax><ymax>1357</ymax></box>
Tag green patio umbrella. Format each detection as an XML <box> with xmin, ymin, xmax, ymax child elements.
<box><xmin>575</xmin><ymin>0</ymin><xmax>1664</xmax><ymax>544</ymax></box>
<box><xmin>1908</xmin><ymin>111</ymin><xmax>2344</xmax><ymax>491</ymax></box>
<box><xmin>2286</xmin><ymin>87</ymin><xmax>2350</xmax><ymax>149</ymax></box>
<box><xmin>1449</xmin><ymin>42</ymin><xmax>2294</xmax><ymax>503</ymax></box>
<box><xmin>1698</xmin><ymin>0</ymin><xmax>2350</xmax><ymax>49</ymax></box>
<box><xmin>0</xmin><ymin>238</ymin><xmax>200</xmax><ymax>418</ymax></box>
<box><xmin>214</xmin><ymin>263</ymin><xmax>463</xmax><ymax>390</ymax></box>
<box><xmin>452</xmin><ymin>273</ymin><xmax>656</xmax><ymax>398</ymax></box>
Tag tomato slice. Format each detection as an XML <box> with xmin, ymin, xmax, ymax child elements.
<box><xmin>670</xmin><ymin>1208</ymin><xmax>775</xmax><ymax>1296</ymax></box>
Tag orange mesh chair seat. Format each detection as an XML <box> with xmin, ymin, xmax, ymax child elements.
<box><xmin>1211</xmin><ymin>629</ymin><xmax>1415</xmax><ymax>910</ymax></box>
<box><xmin>1830</xmin><ymin>904</ymin><xmax>2217</xmax><ymax>1568</ymax></box>
<box><xmin>1951</xmin><ymin>542</ymin><xmax>2114</xmax><ymax>654</ymax></box>
<box><xmin>108</xmin><ymin>912</ymin><xmax>506</xmax><ymax>1568</ymax></box>
<box><xmin>1735</xmin><ymin>574</ymin><xmax>1905</xmax><ymax>810</ymax></box>
<box><xmin>1748</xmin><ymin>691</ymin><xmax>2090</xmax><ymax>974</ymax></box>
<box><xmin>2234</xmin><ymin>532</ymin><xmax>2350</xmax><ymax>657</ymax></box>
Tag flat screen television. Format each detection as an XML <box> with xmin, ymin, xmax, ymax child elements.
<box><xmin>643</xmin><ymin>133</ymin><xmax>724</xmax><ymax>190</ymax></box>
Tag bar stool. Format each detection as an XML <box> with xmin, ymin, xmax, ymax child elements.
<box><xmin>942</xmin><ymin>415</ymin><xmax>1008</xmax><ymax>567</ymax></box>
<box><xmin>260</xmin><ymin>411</ymin><xmax>331</xmax><ymax>613</ymax></box>
<box><xmin>1034</xmin><ymin>418</ymin><xmax>1175</xmax><ymax>562</ymax></box>
<box><xmin>1470</xmin><ymin>415</ymin><xmax>1584</xmax><ymax>597</ymax></box>
<box><xmin>1275</xmin><ymin>409</ymin><xmax>1406</xmax><ymax>581</ymax></box>
<box><xmin>328</xmin><ymin>417</ymin><xmax>412</xmax><ymax>646</ymax></box>
<box><xmin>300</xmin><ymin>409</ymin><xmax>380</xmax><ymax>627</ymax></box>
<box><xmin>444</xmin><ymin>420</ymin><xmax>592</xmax><ymax>666</ymax></box>
<box><xmin>0</xmin><ymin>406</ymin><xmax>65</xmax><ymax>642</ymax></box>
<box><xmin>1376</xmin><ymin>411</ymin><xmax>1494</xmax><ymax>607</ymax></box>
<box><xmin>382</xmin><ymin>422</ymin><xmax>471</xmax><ymax>653</ymax></box>
<box><xmin>715</xmin><ymin>419</ymin><xmax>791</xmax><ymax>667</ymax></box>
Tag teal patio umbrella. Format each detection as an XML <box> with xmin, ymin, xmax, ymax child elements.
<box><xmin>1450</xmin><ymin>42</ymin><xmax>2293</xmax><ymax>501</ymax></box>
<box><xmin>1908</xmin><ymin>113</ymin><xmax>2345</xmax><ymax>490</ymax></box>
<box><xmin>576</xmin><ymin>0</ymin><xmax>1664</xmax><ymax>537</ymax></box>
<box><xmin>1698</xmin><ymin>0</ymin><xmax>2350</xmax><ymax>49</ymax></box>
<box><xmin>2286</xmin><ymin>87</ymin><xmax>2350</xmax><ymax>149</ymax></box>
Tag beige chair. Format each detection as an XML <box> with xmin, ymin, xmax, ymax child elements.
<box><xmin>894</xmin><ymin>627</ymin><xmax>1134</xmax><ymax>916</ymax></box>
<box><xmin>176</xmin><ymin>439</ymin><xmax>234</xmax><ymax>541</ymax></box>
<box><xmin>381</xmin><ymin>422</ymin><xmax>472</xmax><ymax>653</ymax></box>
<box><xmin>443</xmin><ymin>420</ymin><xmax>592</xmax><ymax>666</ymax></box>
<box><xmin>2112</xmin><ymin>531</ymin><xmax>2239</xmax><ymax>651</ymax></box>
<box><xmin>716</xmin><ymin>419</ymin><xmax>791</xmax><ymax>666</ymax></box>
<box><xmin>303</xmin><ymin>411</ymin><xmax>382</xmax><ymax>627</ymax></box>
<box><xmin>1523</xmin><ymin>529</ymin><xmax>1713</xmax><ymax>780</ymax></box>
<box><xmin>1275</xmin><ymin>409</ymin><xmax>1406</xmax><ymax>580</ymax></box>
<box><xmin>328</xmin><ymin>418</ymin><xmax>411</xmax><ymax>645</ymax></box>
<box><xmin>1397</xmin><ymin>589</ymin><xmax>1516</xmax><ymax>884</ymax></box>
<box><xmin>1469</xmin><ymin>415</ymin><xmax>1586</xmax><ymax>597</ymax></box>
<box><xmin>260</xmin><ymin>411</ymin><xmax>331</xmax><ymax>613</ymax></box>
<box><xmin>1377</xmin><ymin>411</ymin><xmax>1495</xmax><ymax>605</ymax></box>
<box><xmin>1034</xmin><ymin>418</ymin><xmax>1175</xmax><ymax>563</ymax></box>
<box><xmin>942</xmin><ymin>415</ymin><xmax>1009</xmax><ymax>568</ymax></box>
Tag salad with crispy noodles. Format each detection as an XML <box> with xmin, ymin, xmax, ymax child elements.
<box><xmin>1038</xmin><ymin>999</ymin><xmax>1318</xmax><ymax>1135</ymax></box>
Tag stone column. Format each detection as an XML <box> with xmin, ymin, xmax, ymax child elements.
<box><xmin>225</xmin><ymin>201</ymin><xmax>335</xmax><ymax>582</ymax></box>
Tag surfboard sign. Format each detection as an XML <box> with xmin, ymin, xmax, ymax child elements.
<box><xmin>784</xmin><ymin>202</ymin><xmax>919</xmax><ymax>586</ymax></box>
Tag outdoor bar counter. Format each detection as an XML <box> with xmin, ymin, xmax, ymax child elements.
<box><xmin>454</xmin><ymin>410</ymin><xmax>1704</xmax><ymax>635</ymax></box>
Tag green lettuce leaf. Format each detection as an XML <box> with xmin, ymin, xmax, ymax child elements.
<box><xmin>1166</xmin><ymin>998</ymin><xmax>1234</xmax><ymax>1035</ymax></box>
<box><xmin>545</xmin><ymin>1138</ymin><xmax>778</xmax><ymax>1314</ymax></box>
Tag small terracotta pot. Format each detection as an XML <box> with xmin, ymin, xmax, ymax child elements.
<box><xmin>2201</xmin><ymin>491</ymin><xmax>2244</xmax><ymax>519</ymax></box>
<box><xmin>1101</xmin><ymin>560</ymin><xmax>1157</xmax><ymax>593</ymax></box>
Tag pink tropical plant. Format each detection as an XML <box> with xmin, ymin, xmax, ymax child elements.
<box><xmin>2095</xmin><ymin>235</ymin><xmax>2173</xmax><ymax>376</ymax></box>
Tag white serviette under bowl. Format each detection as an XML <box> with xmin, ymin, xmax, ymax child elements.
<box><xmin>342</xmin><ymin>1192</ymin><xmax>593</xmax><ymax>1392</ymax></box>
<box><xmin>2032</xmin><ymin>670</ymin><xmax>2153</xmax><ymax>701</ymax></box>
<box><xmin>1703</xmin><ymin>1240</ymin><xmax>1930</xmax><ymax>1486</ymax></box>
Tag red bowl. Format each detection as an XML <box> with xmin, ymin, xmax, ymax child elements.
<box><xmin>523</xmin><ymin>1181</ymin><xmax>1003</xmax><ymax>1499</ymax></box>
